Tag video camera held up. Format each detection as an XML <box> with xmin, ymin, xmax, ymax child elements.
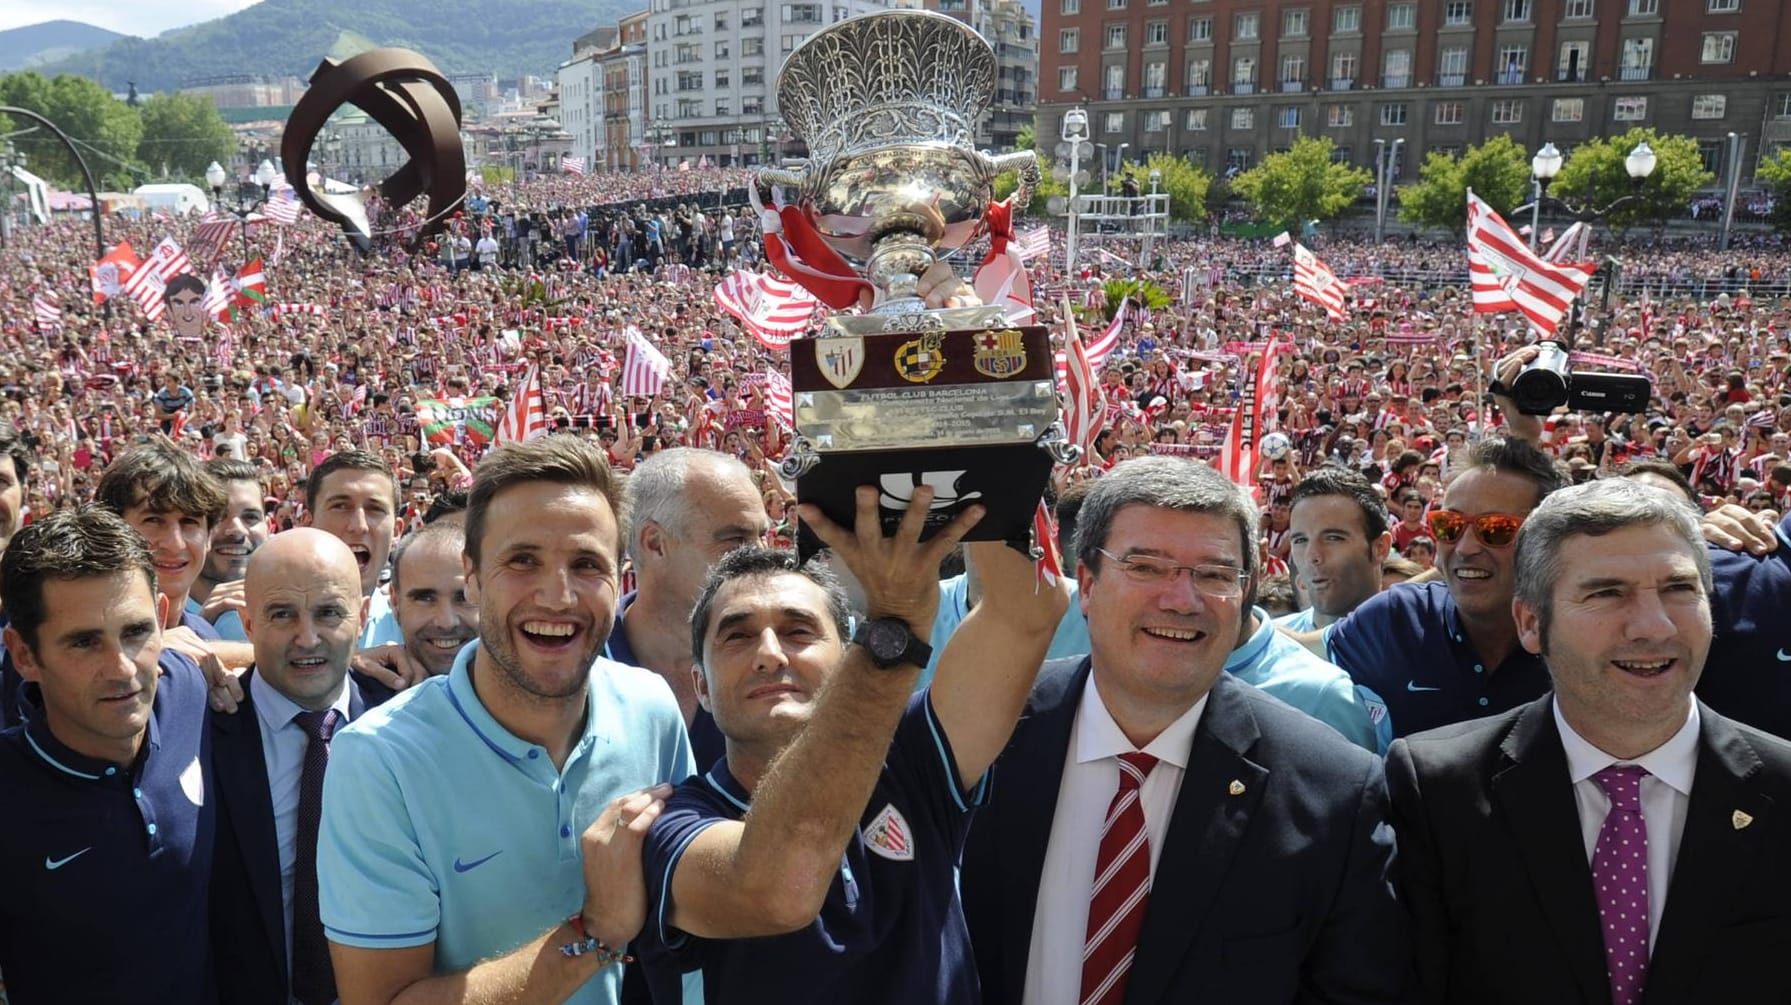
<box><xmin>1507</xmin><ymin>341</ymin><xmax>1651</xmax><ymax>416</ymax></box>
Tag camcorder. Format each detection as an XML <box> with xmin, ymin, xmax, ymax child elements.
<box><xmin>1507</xmin><ymin>341</ymin><xmax>1651</xmax><ymax>416</ymax></box>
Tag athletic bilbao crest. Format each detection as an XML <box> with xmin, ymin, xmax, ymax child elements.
<box><xmin>863</xmin><ymin>804</ymin><xmax>914</xmax><ymax>862</ymax></box>
<box><xmin>818</xmin><ymin>335</ymin><xmax>864</xmax><ymax>389</ymax></box>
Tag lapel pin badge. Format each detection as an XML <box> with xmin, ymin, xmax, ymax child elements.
<box><xmin>1228</xmin><ymin>780</ymin><xmax>1246</xmax><ymax>796</ymax></box>
<box><xmin>1733</xmin><ymin>810</ymin><xmax>1755</xmax><ymax>830</ymax></box>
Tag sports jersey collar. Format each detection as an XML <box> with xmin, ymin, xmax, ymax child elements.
<box><xmin>23</xmin><ymin>691</ymin><xmax>156</xmax><ymax>783</ymax></box>
<box><xmin>701</xmin><ymin>759</ymin><xmax>752</xmax><ymax>813</ymax></box>
<box><xmin>445</xmin><ymin>641</ymin><xmax>602</xmax><ymax>764</ymax></box>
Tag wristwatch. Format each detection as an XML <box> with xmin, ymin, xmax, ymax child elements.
<box><xmin>852</xmin><ymin>617</ymin><xmax>933</xmax><ymax>670</ymax></box>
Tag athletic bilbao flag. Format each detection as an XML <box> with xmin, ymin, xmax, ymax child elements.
<box><xmin>90</xmin><ymin>242</ymin><xmax>141</xmax><ymax>303</ymax></box>
<box><xmin>620</xmin><ymin>327</ymin><xmax>672</xmax><ymax>398</ymax></box>
<box><xmin>714</xmin><ymin>269</ymin><xmax>820</xmax><ymax>348</ymax></box>
<box><xmin>1060</xmin><ymin>302</ymin><xmax>1105</xmax><ymax>463</ymax></box>
<box><xmin>496</xmin><ymin>365</ymin><xmax>548</xmax><ymax>443</ymax></box>
<box><xmin>1292</xmin><ymin>243</ymin><xmax>1347</xmax><ymax>321</ymax></box>
<box><xmin>1465</xmin><ymin>190</ymin><xmax>1594</xmax><ymax>337</ymax></box>
<box><xmin>1219</xmin><ymin>338</ymin><xmax>1284</xmax><ymax>498</ymax></box>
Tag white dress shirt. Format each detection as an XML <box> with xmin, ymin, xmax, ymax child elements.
<box><xmin>1022</xmin><ymin>674</ymin><xmax>1209</xmax><ymax>1005</ymax></box>
<box><xmin>250</xmin><ymin>670</ymin><xmax>354</xmax><ymax>974</ymax></box>
<box><xmin>1553</xmin><ymin>698</ymin><xmax>1700</xmax><ymax>953</ymax></box>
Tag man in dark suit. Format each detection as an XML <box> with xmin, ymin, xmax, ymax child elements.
<box><xmin>1387</xmin><ymin>478</ymin><xmax>1791</xmax><ymax>1005</ymax></box>
<box><xmin>211</xmin><ymin>528</ymin><xmax>373</xmax><ymax>1005</ymax></box>
<box><xmin>961</xmin><ymin>457</ymin><xmax>1413</xmax><ymax>1005</ymax></box>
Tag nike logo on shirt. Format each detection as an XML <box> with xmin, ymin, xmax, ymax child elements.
<box><xmin>1406</xmin><ymin>682</ymin><xmax>1441</xmax><ymax>692</ymax></box>
<box><xmin>453</xmin><ymin>851</ymin><xmax>503</xmax><ymax>873</ymax></box>
<box><xmin>1777</xmin><ymin>649</ymin><xmax>1791</xmax><ymax>662</ymax></box>
<box><xmin>45</xmin><ymin>848</ymin><xmax>91</xmax><ymax>870</ymax></box>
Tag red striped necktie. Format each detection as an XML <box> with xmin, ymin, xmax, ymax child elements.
<box><xmin>1081</xmin><ymin>751</ymin><xmax>1159</xmax><ymax>1005</ymax></box>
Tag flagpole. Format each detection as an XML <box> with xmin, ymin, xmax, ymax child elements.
<box><xmin>1473</xmin><ymin>306</ymin><xmax>1487</xmax><ymax>443</ymax></box>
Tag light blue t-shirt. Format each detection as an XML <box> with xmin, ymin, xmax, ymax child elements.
<box><xmin>920</xmin><ymin>573</ymin><xmax>1092</xmax><ymax>689</ymax></box>
<box><xmin>319</xmin><ymin>644</ymin><xmax>694</xmax><ymax>1002</ymax></box>
<box><xmin>1271</xmin><ymin>607</ymin><xmax>1317</xmax><ymax>633</ymax></box>
<box><xmin>1228</xmin><ymin>607</ymin><xmax>1390</xmax><ymax>753</ymax></box>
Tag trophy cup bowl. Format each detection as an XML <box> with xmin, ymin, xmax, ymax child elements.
<box><xmin>760</xmin><ymin>8</ymin><xmax>1039</xmax><ymax>315</ymax></box>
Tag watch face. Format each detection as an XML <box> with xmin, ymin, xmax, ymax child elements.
<box><xmin>865</xmin><ymin>619</ymin><xmax>906</xmax><ymax>658</ymax></box>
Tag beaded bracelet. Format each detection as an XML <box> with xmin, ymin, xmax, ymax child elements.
<box><xmin>559</xmin><ymin>911</ymin><xmax>633</xmax><ymax>964</ymax></box>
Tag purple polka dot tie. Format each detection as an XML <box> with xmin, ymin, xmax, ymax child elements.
<box><xmin>1591</xmin><ymin>765</ymin><xmax>1651</xmax><ymax>1005</ymax></box>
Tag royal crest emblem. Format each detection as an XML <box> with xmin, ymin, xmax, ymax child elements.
<box><xmin>972</xmin><ymin>329</ymin><xmax>1028</xmax><ymax>379</ymax></box>
<box><xmin>895</xmin><ymin>332</ymin><xmax>946</xmax><ymax>383</ymax></box>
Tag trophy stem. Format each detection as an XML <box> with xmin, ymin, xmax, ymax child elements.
<box><xmin>865</xmin><ymin>231</ymin><xmax>937</xmax><ymax>315</ymax></box>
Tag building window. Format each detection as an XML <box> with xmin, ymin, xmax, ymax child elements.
<box><xmin>1187</xmin><ymin>58</ymin><xmax>1212</xmax><ymax>88</ymax></box>
<box><xmin>1379</xmin><ymin>103</ymin><xmax>1407</xmax><ymax>126</ymax></box>
<box><xmin>714</xmin><ymin>70</ymin><xmax>730</xmax><ymax>88</ymax></box>
<box><xmin>1558</xmin><ymin>41</ymin><xmax>1589</xmax><ymax>81</ymax></box>
<box><xmin>1189</xmin><ymin>16</ymin><xmax>1213</xmax><ymax>41</ymax></box>
<box><xmin>1492</xmin><ymin>99</ymin><xmax>1524</xmax><ymax>124</ymax></box>
<box><xmin>1143</xmin><ymin>110</ymin><xmax>1169</xmax><ymax>132</ymax></box>
<box><xmin>1235</xmin><ymin>12</ymin><xmax>1259</xmax><ymax>39</ymax></box>
<box><xmin>1327</xmin><ymin>105</ymin><xmax>1354</xmax><ymax>127</ymax></box>
<box><xmin>783</xmin><ymin>3</ymin><xmax>822</xmax><ymax>24</ymax></box>
<box><xmin>1058</xmin><ymin>66</ymin><xmax>1078</xmax><ymax>91</ymax></box>
<box><xmin>1707</xmin><ymin>0</ymin><xmax>1739</xmax><ymax>11</ymax></box>
<box><xmin>1439</xmin><ymin>45</ymin><xmax>1469</xmax><ymax>84</ymax></box>
<box><xmin>1104</xmin><ymin>63</ymin><xmax>1124</xmax><ymax>96</ymax></box>
<box><xmin>1620</xmin><ymin>37</ymin><xmax>1653</xmax><ymax>78</ymax></box>
<box><xmin>1693</xmin><ymin>94</ymin><xmax>1728</xmax><ymax>119</ymax></box>
<box><xmin>1775</xmin><ymin>94</ymin><xmax>1791</xmax><ymax>118</ymax></box>
<box><xmin>1059</xmin><ymin>28</ymin><xmax>1079</xmax><ymax>52</ymax></box>
<box><xmin>1232</xmin><ymin>107</ymin><xmax>1255</xmax><ymax>129</ymax></box>
<box><xmin>1384</xmin><ymin>48</ymin><xmax>1411</xmax><ymax>86</ymax></box>
<box><xmin>1627</xmin><ymin>0</ymin><xmax>1658</xmax><ymax>13</ymax></box>
<box><xmin>714</xmin><ymin>40</ymin><xmax>730</xmax><ymax>58</ymax></box>
<box><xmin>1332</xmin><ymin>51</ymin><xmax>1358</xmax><ymax>83</ymax></box>
<box><xmin>1333</xmin><ymin>6</ymin><xmax>1361</xmax><ymax>32</ymax></box>
<box><xmin>1227</xmin><ymin>147</ymin><xmax>1254</xmax><ymax>172</ymax></box>
<box><xmin>1186</xmin><ymin>108</ymin><xmax>1208</xmax><ymax>130</ymax></box>
<box><xmin>1104</xmin><ymin>111</ymin><xmax>1125</xmax><ymax>133</ymax></box>
<box><xmin>1143</xmin><ymin>61</ymin><xmax>1167</xmax><ymax>95</ymax></box>
<box><xmin>1503</xmin><ymin>0</ymin><xmax>1531</xmax><ymax>21</ymax></box>
<box><xmin>714</xmin><ymin>11</ymin><xmax>730</xmax><ymax>28</ymax></box>
<box><xmin>1283</xmin><ymin>9</ymin><xmax>1309</xmax><ymax>36</ymax></box>
<box><xmin>1233</xmin><ymin>56</ymin><xmax>1257</xmax><ymax>84</ymax></box>
<box><xmin>1497</xmin><ymin>44</ymin><xmax>1528</xmax><ymax>83</ymax></box>
<box><xmin>1613</xmin><ymin>96</ymin><xmax>1648</xmax><ymax>120</ymax></box>
<box><xmin>1106</xmin><ymin>0</ymin><xmax>1125</xmax><ymax>8</ymax></box>
<box><xmin>741</xmin><ymin>8</ymin><xmax>763</xmax><ymax>26</ymax></box>
<box><xmin>742</xmin><ymin>96</ymin><xmax>763</xmax><ymax>114</ymax></box>
<box><xmin>743</xmin><ymin>66</ymin><xmax>763</xmax><ymax>85</ymax></box>
<box><xmin>742</xmin><ymin>37</ymin><xmax>764</xmax><ymax>56</ymax></box>
<box><xmin>1435</xmin><ymin>101</ymin><xmax>1464</xmax><ymax>125</ymax></box>
<box><xmin>1702</xmin><ymin>32</ymin><xmax>1737</xmax><ymax>63</ymax></box>
<box><xmin>1145</xmin><ymin>19</ymin><xmax>1168</xmax><ymax>44</ymax></box>
<box><xmin>1104</xmin><ymin>24</ymin><xmax>1127</xmax><ymax>48</ymax></box>
<box><xmin>1281</xmin><ymin>55</ymin><xmax>1307</xmax><ymax>85</ymax></box>
<box><xmin>1277</xmin><ymin>106</ymin><xmax>1301</xmax><ymax>128</ymax></box>
<box><xmin>1552</xmin><ymin>98</ymin><xmax>1584</xmax><ymax>122</ymax></box>
<box><xmin>1061</xmin><ymin>0</ymin><xmax>1079</xmax><ymax>12</ymax></box>
<box><xmin>1331</xmin><ymin>145</ymin><xmax>1354</xmax><ymax>163</ymax></box>
<box><xmin>1564</xmin><ymin>0</ymin><xmax>1593</xmax><ymax>16</ymax></box>
<box><xmin>1444</xmin><ymin>1</ymin><xmax>1472</xmax><ymax>25</ymax></box>
<box><xmin>1698</xmin><ymin>138</ymin><xmax>1725</xmax><ymax>175</ymax></box>
<box><xmin>1387</xmin><ymin>3</ymin><xmax>1416</xmax><ymax>30</ymax></box>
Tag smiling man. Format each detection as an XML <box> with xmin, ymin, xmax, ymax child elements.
<box><xmin>319</xmin><ymin>436</ymin><xmax>691</xmax><ymax>1005</ymax></box>
<box><xmin>193</xmin><ymin>458</ymin><xmax>272</xmax><ymax>639</ymax></box>
<box><xmin>0</xmin><ymin>508</ymin><xmax>217</xmax><ymax>1004</ymax></box>
<box><xmin>390</xmin><ymin>523</ymin><xmax>478</xmax><ymax>677</ymax></box>
<box><xmin>1387</xmin><ymin>479</ymin><xmax>1791</xmax><ymax>1003</ymax></box>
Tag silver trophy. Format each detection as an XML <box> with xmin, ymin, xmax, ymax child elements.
<box><xmin>760</xmin><ymin>8</ymin><xmax>1040</xmax><ymax>323</ymax></box>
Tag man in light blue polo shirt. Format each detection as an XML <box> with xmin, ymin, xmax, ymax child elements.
<box><xmin>320</xmin><ymin>436</ymin><xmax>692</xmax><ymax>1004</ymax></box>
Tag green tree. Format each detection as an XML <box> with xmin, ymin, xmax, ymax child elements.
<box><xmin>1756</xmin><ymin>147</ymin><xmax>1791</xmax><ymax>234</ymax></box>
<box><xmin>0</xmin><ymin>71</ymin><xmax>143</xmax><ymax>189</ymax></box>
<box><xmin>1230</xmin><ymin>136</ymin><xmax>1372</xmax><ymax>228</ymax></box>
<box><xmin>993</xmin><ymin>152</ymin><xmax>1070</xmax><ymax>216</ymax></box>
<box><xmin>1551</xmin><ymin>127</ymin><xmax>1712</xmax><ymax>234</ymax></box>
<box><xmin>1013</xmin><ymin>121</ymin><xmax>1038</xmax><ymax>154</ymax></box>
<box><xmin>1142</xmin><ymin>152</ymin><xmax>1211</xmax><ymax>224</ymax></box>
<box><xmin>1101</xmin><ymin>277</ymin><xmax>1171</xmax><ymax>321</ymax></box>
<box><xmin>136</xmin><ymin>91</ymin><xmax>237</xmax><ymax>179</ymax></box>
<box><xmin>1396</xmin><ymin>134</ymin><xmax>1533</xmax><ymax>233</ymax></box>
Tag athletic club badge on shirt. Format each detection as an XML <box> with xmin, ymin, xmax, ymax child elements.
<box><xmin>863</xmin><ymin>804</ymin><xmax>914</xmax><ymax>862</ymax></box>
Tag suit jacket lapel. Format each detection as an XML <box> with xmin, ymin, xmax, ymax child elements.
<box><xmin>1646</xmin><ymin>705</ymin><xmax>1772</xmax><ymax>1002</ymax></box>
<box><xmin>995</xmin><ymin>656</ymin><xmax>1089</xmax><ymax>1000</ymax></box>
<box><xmin>1128</xmin><ymin>674</ymin><xmax>1269</xmax><ymax>1005</ymax></box>
<box><xmin>1491</xmin><ymin>700</ymin><xmax>1609</xmax><ymax>1005</ymax></box>
<box><xmin>212</xmin><ymin>669</ymin><xmax>288</xmax><ymax>986</ymax></box>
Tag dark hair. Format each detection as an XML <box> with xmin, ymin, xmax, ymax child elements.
<box><xmin>0</xmin><ymin>424</ymin><xmax>30</xmax><ymax>488</ymax></box>
<box><xmin>1</xmin><ymin>507</ymin><xmax>157</xmax><ymax>650</ymax></box>
<box><xmin>1288</xmin><ymin>467</ymin><xmax>1390</xmax><ymax>540</ymax></box>
<box><xmin>162</xmin><ymin>272</ymin><xmax>206</xmax><ymax>300</ymax></box>
<box><xmin>1074</xmin><ymin>456</ymin><xmax>1260</xmax><ymax>582</ymax></box>
<box><xmin>688</xmin><ymin>546</ymin><xmax>852</xmax><ymax>665</ymax></box>
<box><xmin>1457</xmin><ymin>436</ymin><xmax>1568</xmax><ymax>508</ymax></box>
<box><xmin>1054</xmin><ymin>481</ymin><xmax>1092</xmax><ymax>564</ymax></box>
<box><xmin>1618</xmin><ymin>459</ymin><xmax>1701</xmax><ymax>507</ymax></box>
<box><xmin>95</xmin><ymin>442</ymin><xmax>228</xmax><ymax>527</ymax></box>
<box><xmin>390</xmin><ymin>522</ymin><xmax>466</xmax><ymax>594</ymax></box>
<box><xmin>306</xmin><ymin>449</ymin><xmax>398</xmax><ymax>513</ymax></box>
<box><xmin>466</xmin><ymin>437</ymin><xmax>624</xmax><ymax>567</ymax></box>
<box><xmin>1255</xmin><ymin>572</ymin><xmax>1297</xmax><ymax>617</ymax></box>
<box><xmin>204</xmin><ymin>457</ymin><xmax>264</xmax><ymax>492</ymax></box>
<box><xmin>422</xmin><ymin>489</ymin><xmax>470</xmax><ymax>524</ymax></box>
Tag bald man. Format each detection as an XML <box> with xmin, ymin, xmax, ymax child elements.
<box><xmin>210</xmin><ymin>529</ymin><xmax>377</xmax><ymax>1005</ymax></box>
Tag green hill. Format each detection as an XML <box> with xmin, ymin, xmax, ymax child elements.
<box><xmin>0</xmin><ymin>20</ymin><xmax>126</xmax><ymax>72</ymax></box>
<box><xmin>34</xmin><ymin>0</ymin><xmax>633</xmax><ymax>91</ymax></box>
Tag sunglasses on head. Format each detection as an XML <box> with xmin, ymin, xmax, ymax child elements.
<box><xmin>1426</xmin><ymin>509</ymin><xmax>1525</xmax><ymax>547</ymax></box>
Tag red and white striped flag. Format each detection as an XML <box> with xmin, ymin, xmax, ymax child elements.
<box><xmin>620</xmin><ymin>326</ymin><xmax>672</xmax><ymax>398</ymax></box>
<box><xmin>714</xmin><ymin>269</ymin><xmax>820</xmax><ymax>348</ymax></box>
<box><xmin>265</xmin><ymin>303</ymin><xmax>327</xmax><ymax>318</ymax></box>
<box><xmin>1540</xmin><ymin>220</ymin><xmax>1591</xmax><ymax>264</ymax></box>
<box><xmin>1466</xmin><ymin>190</ymin><xmax>1594</xmax><ymax>337</ymax></box>
<box><xmin>1084</xmin><ymin>305</ymin><xmax>1127</xmax><ymax>369</ymax></box>
<box><xmin>1061</xmin><ymin>302</ymin><xmax>1105</xmax><ymax>463</ymax></box>
<box><xmin>191</xmin><ymin>219</ymin><xmax>238</xmax><ymax>267</ymax></box>
<box><xmin>765</xmin><ymin>367</ymin><xmax>794</xmax><ymax>430</ymax></box>
<box><xmin>201</xmin><ymin>268</ymin><xmax>232</xmax><ymax>319</ymax></box>
<box><xmin>32</xmin><ymin>293</ymin><xmax>61</xmax><ymax>330</ymax></box>
<box><xmin>122</xmin><ymin>258</ymin><xmax>168</xmax><ymax>322</ymax></box>
<box><xmin>1015</xmin><ymin>226</ymin><xmax>1051</xmax><ymax>261</ymax></box>
<box><xmin>147</xmin><ymin>236</ymin><xmax>192</xmax><ymax>280</ymax></box>
<box><xmin>215</xmin><ymin>327</ymin><xmax>237</xmax><ymax>369</ymax></box>
<box><xmin>1032</xmin><ymin>498</ymin><xmax>1063</xmax><ymax>587</ymax></box>
<box><xmin>560</xmin><ymin>155</ymin><xmax>587</xmax><ymax>176</ymax></box>
<box><xmin>496</xmin><ymin>365</ymin><xmax>549</xmax><ymax>443</ymax></box>
<box><xmin>1219</xmin><ymin>338</ymin><xmax>1284</xmax><ymax>496</ymax></box>
<box><xmin>263</xmin><ymin>194</ymin><xmax>302</xmax><ymax>226</ymax></box>
<box><xmin>90</xmin><ymin>241</ymin><xmax>141</xmax><ymax>303</ymax></box>
<box><xmin>1292</xmin><ymin>243</ymin><xmax>1347</xmax><ymax>322</ymax></box>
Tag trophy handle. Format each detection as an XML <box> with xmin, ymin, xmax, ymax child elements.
<box><xmin>758</xmin><ymin>168</ymin><xmax>806</xmax><ymax>191</ymax></box>
<box><xmin>983</xmin><ymin>150</ymin><xmax>1040</xmax><ymax>217</ymax></box>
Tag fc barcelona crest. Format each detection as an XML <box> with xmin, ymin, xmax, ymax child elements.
<box><xmin>817</xmin><ymin>335</ymin><xmax>864</xmax><ymax>390</ymax></box>
<box><xmin>972</xmin><ymin>329</ymin><xmax>1028</xmax><ymax>379</ymax></box>
<box><xmin>895</xmin><ymin>333</ymin><xmax>946</xmax><ymax>384</ymax></box>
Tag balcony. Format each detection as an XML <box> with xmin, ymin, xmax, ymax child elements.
<box><xmin>1438</xmin><ymin>72</ymin><xmax>1465</xmax><ymax>86</ymax></box>
<box><xmin>1144</xmin><ymin>85</ymin><xmax>1166</xmax><ymax>97</ymax></box>
<box><xmin>1330</xmin><ymin>77</ymin><xmax>1354</xmax><ymax>90</ymax></box>
<box><xmin>1279</xmin><ymin>79</ymin><xmax>1305</xmax><ymax>92</ymax></box>
<box><xmin>1557</xmin><ymin>70</ymin><xmax>1582</xmax><ymax>82</ymax></box>
<box><xmin>1495</xmin><ymin>70</ymin><xmax>1526</xmax><ymax>84</ymax></box>
<box><xmin>1619</xmin><ymin>65</ymin><xmax>1652</xmax><ymax>80</ymax></box>
<box><xmin>1185</xmin><ymin>83</ymin><xmax>1209</xmax><ymax>96</ymax></box>
<box><xmin>1233</xmin><ymin>81</ymin><xmax>1257</xmax><ymax>94</ymax></box>
<box><xmin>1382</xmin><ymin>74</ymin><xmax>1410</xmax><ymax>88</ymax></box>
<box><xmin>1104</xmin><ymin>87</ymin><xmax>1125</xmax><ymax>99</ymax></box>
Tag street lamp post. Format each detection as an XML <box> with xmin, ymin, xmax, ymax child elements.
<box><xmin>1373</xmin><ymin>137</ymin><xmax>1403</xmax><ymax>243</ymax></box>
<box><xmin>207</xmin><ymin>158</ymin><xmax>277</xmax><ymax>264</ymax></box>
<box><xmin>1720</xmin><ymin>131</ymin><xmax>1746</xmax><ymax>252</ymax></box>
<box><xmin>1060</xmin><ymin>107</ymin><xmax>1090</xmax><ymax>276</ymax></box>
<box><xmin>0</xmin><ymin>105</ymin><xmax>106</xmax><ymax>309</ymax></box>
<box><xmin>1529</xmin><ymin>141</ymin><xmax>1563</xmax><ymax>251</ymax></box>
<box><xmin>1516</xmin><ymin>140</ymin><xmax>1657</xmax><ymax>344</ymax></box>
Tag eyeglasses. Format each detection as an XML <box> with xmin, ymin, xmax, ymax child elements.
<box><xmin>1426</xmin><ymin>510</ymin><xmax>1525</xmax><ymax>548</ymax></box>
<box><xmin>1095</xmin><ymin>549</ymin><xmax>1249</xmax><ymax>599</ymax></box>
